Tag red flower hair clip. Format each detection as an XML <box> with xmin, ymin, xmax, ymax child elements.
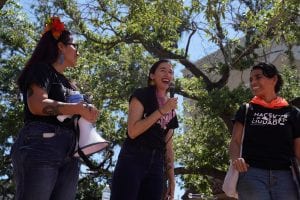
<box><xmin>43</xmin><ymin>16</ymin><xmax>65</xmax><ymax>40</ymax></box>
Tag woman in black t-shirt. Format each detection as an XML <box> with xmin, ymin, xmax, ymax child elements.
<box><xmin>229</xmin><ymin>62</ymin><xmax>300</xmax><ymax>200</ymax></box>
<box><xmin>111</xmin><ymin>59</ymin><xmax>179</xmax><ymax>200</ymax></box>
<box><xmin>11</xmin><ymin>17</ymin><xmax>100</xmax><ymax>200</ymax></box>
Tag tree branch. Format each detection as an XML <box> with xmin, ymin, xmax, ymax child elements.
<box><xmin>141</xmin><ymin>40</ymin><xmax>185</xmax><ymax>59</ymax></box>
<box><xmin>184</xmin><ymin>22</ymin><xmax>197</xmax><ymax>58</ymax></box>
<box><xmin>174</xmin><ymin>166</ymin><xmax>226</xmax><ymax>181</ymax></box>
<box><xmin>0</xmin><ymin>0</ymin><xmax>7</xmax><ymax>10</ymax></box>
<box><xmin>176</xmin><ymin>89</ymin><xmax>200</xmax><ymax>101</ymax></box>
<box><xmin>179</xmin><ymin>59</ymin><xmax>214</xmax><ymax>90</ymax></box>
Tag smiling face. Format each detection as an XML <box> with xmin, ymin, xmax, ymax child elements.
<box><xmin>149</xmin><ymin>62</ymin><xmax>174</xmax><ymax>90</ymax></box>
<box><xmin>250</xmin><ymin>68</ymin><xmax>277</xmax><ymax>98</ymax></box>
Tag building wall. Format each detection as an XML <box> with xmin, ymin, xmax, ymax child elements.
<box><xmin>192</xmin><ymin>42</ymin><xmax>300</xmax><ymax>90</ymax></box>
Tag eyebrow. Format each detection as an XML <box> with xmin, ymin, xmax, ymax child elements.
<box><xmin>159</xmin><ymin>66</ymin><xmax>173</xmax><ymax>71</ymax></box>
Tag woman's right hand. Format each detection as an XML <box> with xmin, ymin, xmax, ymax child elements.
<box><xmin>160</xmin><ymin>97</ymin><xmax>178</xmax><ymax>114</ymax></box>
<box><xmin>78</xmin><ymin>102</ymin><xmax>100</xmax><ymax>123</ymax></box>
<box><xmin>232</xmin><ymin>157</ymin><xmax>249</xmax><ymax>172</ymax></box>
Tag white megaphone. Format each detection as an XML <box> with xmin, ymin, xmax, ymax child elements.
<box><xmin>73</xmin><ymin>117</ymin><xmax>109</xmax><ymax>157</ymax></box>
<box><xmin>57</xmin><ymin>91</ymin><xmax>109</xmax><ymax>157</ymax></box>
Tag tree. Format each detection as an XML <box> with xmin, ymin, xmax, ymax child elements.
<box><xmin>0</xmin><ymin>0</ymin><xmax>8</xmax><ymax>10</ymax></box>
<box><xmin>0</xmin><ymin>0</ymin><xmax>299</xmax><ymax>198</ymax></box>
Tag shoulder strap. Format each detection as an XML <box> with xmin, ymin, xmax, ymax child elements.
<box><xmin>240</xmin><ymin>103</ymin><xmax>249</xmax><ymax>157</ymax></box>
<box><xmin>292</xmin><ymin>105</ymin><xmax>300</xmax><ymax>113</ymax></box>
<box><xmin>290</xmin><ymin>105</ymin><xmax>300</xmax><ymax>137</ymax></box>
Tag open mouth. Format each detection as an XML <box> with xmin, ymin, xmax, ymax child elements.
<box><xmin>162</xmin><ymin>78</ymin><xmax>170</xmax><ymax>85</ymax></box>
<box><xmin>251</xmin><ymin>86</ymin><xmax>261</xmax><ymax>93</ymax></box>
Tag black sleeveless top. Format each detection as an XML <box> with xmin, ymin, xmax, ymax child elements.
<box><xmin>124</xmin><ymin>86</ymin><xmax>179</xmax><ymax>151</ymax></box>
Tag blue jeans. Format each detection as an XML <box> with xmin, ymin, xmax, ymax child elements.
<box><xmin>11</xmin><ymin>121</ymin><xmax>80</xmax><ymax>200</ymax></box>
<box><xmin>111</xmin><ymin>144</ymin><xmax>164</xmax><ymax>200</ymax></box>
<box><xmin>237</xmin><ymin>167</ymin><xmax>299</xmax><ymax>200</ymax></box>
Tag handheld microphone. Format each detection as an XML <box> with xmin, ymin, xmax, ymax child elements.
<box><xmin>168</xmin><ymin>83</ymin><xmax>176</xmax><ymax>131</ymax></box>
<box><xmin>169</xmin><ymin>83</ymin><xmax>175</xmax><ymax>98</ymax></box>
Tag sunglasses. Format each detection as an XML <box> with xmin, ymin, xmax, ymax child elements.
<box><xmin>66</xmin><ymin>42</ymin><xmax>79</xmax><ymax>49</ymax></box>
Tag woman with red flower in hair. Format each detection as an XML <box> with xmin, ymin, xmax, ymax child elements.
<box><xmin>11</xmin><ymin>17</ymin><xmax>100</xmax><ymax>200</ymax></box>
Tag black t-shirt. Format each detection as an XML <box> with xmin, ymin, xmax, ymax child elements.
<box><xmin>234</xmin><ymin>103</ymin><xmax>300</xmax><ymax>170</ymax></box>
<box><xmin>22</xmin><ymin>63</ymin><xmax>75</xmax><ymax>126</ymax></box>
<box><xmin>124</xmin><ymin>86</ymin><xmax>179</xmax><ymax>151</ymax></box>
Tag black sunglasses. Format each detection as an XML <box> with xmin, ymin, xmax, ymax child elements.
<box><xmin>66</xmin><ymin>42</ymin><xmax>79</xmax><ymax>49</ymax></box>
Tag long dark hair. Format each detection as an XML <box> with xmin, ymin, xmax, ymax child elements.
<box><xmin>147</xmin><ymin>59</ymin><xmax>171</xmax><ymax>86</ymax></box>
<box><xmin>17</xmin><ymin>30</ymin><xmax>72</xmax><ymax>92</ymax></box>
<box><xmin>251</xmin><ymin>62</ymin><xmax>283</xmax><ymax>93</ymax></box>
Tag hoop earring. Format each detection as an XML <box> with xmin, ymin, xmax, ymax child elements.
<box><xmin>59</xmin><ymin>53</ymin><xmax>64</xmax><ymax>64</ymax></box>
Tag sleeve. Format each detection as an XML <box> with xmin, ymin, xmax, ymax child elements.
<box><xmin>129</xmin><ymin>88</ymin><xmax>147</xmax><ymax>108</ymax></box>
<box><xmin>291</xmin><ymin>107</ymin><xmax>300</xmax><ymax>139</ymax></box>
<box><xmin>24</xmin><ymin>63</ymin><xmax>52</xmax><ymax>92</ymax></box>
<box><xmin>232</xmin><ymin>104</ymin><xmax>246</xmax><ymax>124</ymax></box>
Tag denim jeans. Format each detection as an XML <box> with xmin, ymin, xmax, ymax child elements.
<box><xmin>11</xmin><ymin>121</ymin><xmax>80</xmax><ymax>200</ymax></box>
<box><xmin>237</xmin><ymin>167</ymin><xmax>299</xmax><ymax>200</ymax></box>
<box><xmin>111</xmin><ymin>144</ymin><xmax>164</xmax><ymax>200</ymax></box>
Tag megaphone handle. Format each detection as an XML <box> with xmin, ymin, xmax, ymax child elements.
<box><xmin>57</xmin><ymin>115</ymin><xmax>72</xmax><ymax>122</ymax></box>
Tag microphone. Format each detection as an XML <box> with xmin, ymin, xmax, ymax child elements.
<box><xmin>169</xmin><ymin>83</ymin><xmax>175</xmax><ymax>98</ymax></box>
<box><xmin>169</xmin><ymin>83</ymin><xmax>176</xmax><ymax>116</ymax></box>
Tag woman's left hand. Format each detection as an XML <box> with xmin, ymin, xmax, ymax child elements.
<box><xmin>164</xmin><ymin>180</ymin><xmax>175</xmax><ymax>200</ymax></box>
<box><xmin>232</xmin><ymin>157</ymin><xmax>249</xmax><ymax>172</ymax></box>
<box><xmin>79</xmin><ymin>103</ymin><xmax>100</xmax><ymax>123</ymax></box>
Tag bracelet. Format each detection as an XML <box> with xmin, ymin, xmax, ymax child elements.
<box><xmin>158</xmin><ymin>108</ymin><xmax>164</xmax><ymax>116</ymax></box>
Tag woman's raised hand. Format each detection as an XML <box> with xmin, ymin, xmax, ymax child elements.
<box><xmin>160</xmin><ymin>97</ymin><xmax>178</xmax><ymax>114</ymax></box>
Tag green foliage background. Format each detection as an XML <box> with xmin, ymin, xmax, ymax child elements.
<box><xmin>0</xmin><ymin>0</ymin><xmax>299</xmax><ymax>199</ymax></box>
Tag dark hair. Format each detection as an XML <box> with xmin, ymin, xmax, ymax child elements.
<box><xmin>251</xmin><ymin>62</ymin><xmax>283</xmax><ymax>93</ymax></box>
<box><xmin>17</xmin><ymin>30</ymin><xmax>72</xmax><ymax>91</ymax></box>
<box><xmin>147</xmin><ymin>59</ymin><xmax>171</xmax><ymax>86</ymax></box>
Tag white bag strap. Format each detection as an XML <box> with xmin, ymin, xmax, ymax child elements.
<box><xmin>239</xmin><ymin>103</ymin><xmax>249</xmax><ymax>157</ymax></box>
